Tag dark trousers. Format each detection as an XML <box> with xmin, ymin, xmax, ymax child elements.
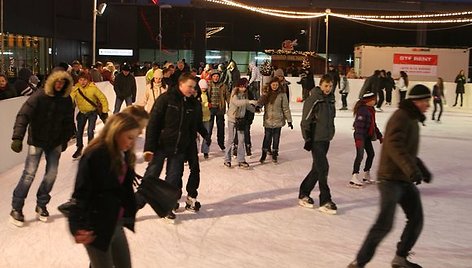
<box><xmin>262</xmin><ymin>127</ymin><xmax>281</xmax><ymax>152</ymax></box>
<box><xmin>356</xmin><ymin>181</ymin><xmax>423</xmax><ymax>266</ymax></box>
<box><xmin>185</xmin><ymin>141</ymin><xmax>200</xmax><ymax>198</ymax></box>
<box><xmin>399</xmin><ymin>91</ymin><xmax>407</xmax><ymax>103</ymax></box>
<box><xmin>76</xmin><ymin>112</ymin><xmax>98</xmax><ymax>148</ymax></box>
<box><xmin>209</xmin><ymin>107</ymin><xmax>225</xmax><ymax>148</ymax></box>
<box><xmin>341</xmin><ymin>93</ymin><xmax>348</xmax><ymax>108</ymax></box>
<box><xmin>353</xmin><ymin>138</ymin><xmax>374</xmax><ymax>174</ymax></box>
<box><xmin>233</xmin><ymin>123</ymin><xmax>252</xmax><ymax>148</ymax></box>
<box><xmin>453</xmin><ymin>93</ymin><xmax>463</xmax><ymax>106</ymax></box>
<box><xmin>85</xmin><ymin>222</ymin><xmax>131</xmax><ymax>268</ymax></box>
<box><xmin>385</xmin><ymin>88</ymin><xmax>393</xmax><ymax>103</ymax></box>
<box><xmin>136</xmin><ymin>150</ymin><xmax>186</xmax><ymax>206</ymax></box>
<box><xmin>432</xmin><ymin>99</ymin><xmax>443</xmax><ymax>120</ymax></box>
<box><xmin>299</xmin><ymin>141</ymin><xmax>332</xmax><ymax>205</ymax></box>
<box><xmin>376</xmin><ymin>89</ymin><xmax>385</xmax><ymax>108</ymax></box>
<box><xmin>250</xmin><ymin>81</ymin><xmax>261</xmax><ymax>100</ymax></box>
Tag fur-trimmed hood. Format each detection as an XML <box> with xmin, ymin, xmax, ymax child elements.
<box><xmin>44</xmin><ymin>70</ymin><xmax>73</xmax><ymax>97</ymax></box>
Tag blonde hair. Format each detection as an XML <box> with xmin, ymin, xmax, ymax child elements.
<box><xmin>121</xmin><ymin>105</ymin><xmax>150</xmax><ymax>121</ymax></box>
<box><xmin>84</xmin><ymin>113</ymin><xmax>140</xmax><ymax>174</ymax></box>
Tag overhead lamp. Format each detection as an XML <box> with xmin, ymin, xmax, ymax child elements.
<box><xmin>97</xmin><ymin>3</ymin><xmax>107</xmax><ymax>16</ymax></box>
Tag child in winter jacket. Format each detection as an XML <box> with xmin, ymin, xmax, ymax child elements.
<box><xmin>349</xmin><ymin>92</ymin><xmax>383</xmax><ymax>188</ymax></box>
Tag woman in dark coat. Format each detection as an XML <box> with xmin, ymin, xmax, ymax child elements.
<box><xmin>453</xmin><ymin>69</ymin><xmax>466</xmax><ymax>107</ymax></box>
<box><xmin>69</xmin><ymin>113</ymin><xmax>140</xmax><ymax>268</ymax></box>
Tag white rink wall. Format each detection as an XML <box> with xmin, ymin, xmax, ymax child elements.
<box><xmin>0</xmin><ymin>76</ymin><xmax>470</xmax><ymax>173</ymax></box>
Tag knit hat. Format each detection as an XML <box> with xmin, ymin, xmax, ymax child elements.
<box><xmin>121</xmin><ymin>62</ymin><xmax>131</xmax><ymax>71</ymax></box>
<box><xmin>153</xmin><ymin>69</ymin><xmax>163</xmax><ymax>79</ymax></box>
<box><xmin>274</xmin><ymin>68</ymin><xmax>284</xmax><ymax>77</ymax></box>
<box><xmin>407</xmin><ymin>84</ymin><xmax>431</xmax><ymax>100</ymax></box>
<box><xmin>210</xmin><ymin>69</ymin><xmax>220</xmax><ymax>77</ymax></box>
<box><xmin>198</xmin><ymin>79</ymin><xmax>208</xmax><ymax>89</ymax></box>
<box><xmin>361</xmin><ymin>92</ymin><xmax>376</xmax><ymax>101</ymax></box>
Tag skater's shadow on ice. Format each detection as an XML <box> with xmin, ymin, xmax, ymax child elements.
<box><xmin>23</xmin><ymin>213</ymin><xmax>63</xmax><ymax>225</ymax></box>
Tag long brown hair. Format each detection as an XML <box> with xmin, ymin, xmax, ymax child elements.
<box><xmin>260</xmin><ymin>77</ymin><xmax>283</xmax><ymax>105</ymax></box>
<box><xmin>400</xmin><ymin>71</ymin><xmax>409</xmax><ymax>87</ymax></box>
<box><xmin>84</xmin><ymin>113</ymin><xmax>140</xmax><ymax>174</ymax></box>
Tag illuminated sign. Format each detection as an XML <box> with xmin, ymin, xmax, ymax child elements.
<box><xmin>98</xmin><ymin>49</ymin><xmax>133</xmax><ymax>56</ymax></box>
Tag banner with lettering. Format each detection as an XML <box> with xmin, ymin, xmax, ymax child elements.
<box><xmin>392</xmin><ymin>53</ymin><xmax>438</xmax><ymax>76</ymax></box>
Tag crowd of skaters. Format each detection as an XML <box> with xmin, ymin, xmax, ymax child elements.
<box><xmin>2</xmin><ymin>57</ymin><xmax>445</xmax><ymax>268</ymax></box>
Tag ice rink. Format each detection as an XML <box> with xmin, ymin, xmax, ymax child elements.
<box><xmin>0</xmin><ymin>103</ymin><xmax>471</xmax><ymax>268</ymax></box>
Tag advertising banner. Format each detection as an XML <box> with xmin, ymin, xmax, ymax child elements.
<box><xmin>392</xmin><ymin>53</ymin><xmax>438</xmax><ymax>76</ymax></box>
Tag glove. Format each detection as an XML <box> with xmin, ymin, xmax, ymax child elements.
<box><xmin>411</xmin><ymin>171</ymin><xmax>423</xmax><ymax>185</ymax></box>
<box><xmin>379</xmin><ymin>137</ymin><xmax>384</xmax><ymax>144</ymax></box>
<box><xmin>61</xmin><ymin>143</ymin><xmax>68</xmax><ymax>152</ymax></box>
<box><xmin>11</xmin><ymin>139</ymin><xmax>23</xmax><ymax>153</ymax></box>
<box><xmin>303</xmin><ymin>141</ymin><xmax>312</xmax><ymax>151</ymax></box>
<box><xmin>355</xmin><ymin>139</ymin><xmax>363</xmax><ymax>148</ymax></box>
<box><xmin>249</xmin><ymin>100</ymin><xmax>258</xmax><ymax>105</ymax></box>
<box><xmin>288</xmin><ymin>122</ymin><xmax>293</xmax><ymax>129</ymax></box>
<box><xmin>205</xmin><ymin>135</ymin><xmax>212</xmax><ymax>146</ymax></box>
<box><xmin>339</xmin><ymin>90</ymin><xmax>343</xmax><ymax>94</ymax></box>
<box><xmin>417</xmin><ymin>158</ymin><xmax>432</xmax><ymax>183</ymax></box>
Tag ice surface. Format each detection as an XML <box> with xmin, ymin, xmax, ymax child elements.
<box><xmin>0</xmin><ymin>103</ymin><xmax>471</xmax><ymax>268</ymax></box>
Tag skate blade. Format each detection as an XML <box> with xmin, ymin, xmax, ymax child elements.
<box><xmin>348</xmin><ymin>182</ymin><xmax>364</xmax><ymax>189</ymax></box>
<box><xmin>318</xmin><ymin>207</ymin><xmax>337</xmax><ymax>215</ymax></box>
<box><xmin>9</xmin><ymin>216</ymin><xmax>24</xmax><ymax>227</ymax></box>
<box><xmin>298</xmin><ymin>201</ymin><xmax>315</xmax><ymax>209</ymax></box>
<box><xmin>37</xmin><ymin>214</ymin><xmax>48</xmax><ymax>222</ymax></box>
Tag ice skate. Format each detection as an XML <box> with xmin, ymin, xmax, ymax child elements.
<box><xmin>185</xmin><ymin>197</ymin><xmax>201</xmax><ymax>212</ymax></box>
<box><xmin>298</xmin><ymin>196</ymin><xmax>315</xmax><ymax>209</ymax></box>
<box><xmin>318</xmin><ymin>201</ymin><xmax>337</xmax><ymax>215</ymax></box>
<box><xmin>259</xmin><ymin>150</ymin><xmax>267</xmax><ymax>164</ymax></box>
<box><xmin>391</xmin><ymin>254</ymin><xmax>422</xmax><ymax>268</ymax></box>
<box><xmin>238</xmin><ymin>162</ymin><xmax>250</xmax><ymax>169</ymax></box>
<box><xmin>349</xmin><ymin>173</ymin><xmax>364</xmax><ymax>189</ymax></box>
<box><xmin>224</xmin><ymin>162</ymin><xmax>232</xmax><ymax>168</ymax></box>
<box><xmin>9</xmin><ymin>210</ymin><xmax>24</xmax><ymax>227</ymax></box>
<box><xmin>362</xmin><ymin>171</ymin><xmax>376</xmax><ymax>184</ymax></box>
<box><xmin>58</xmin><ymin>199</ymin><xmax>76</xmax><ymax>217</ymax></box>
<box><xmin>347</xmin><ymin>260</ymin><xmax>364</xmax><ymax>268</ymax></box>
<box><xmin>72</xmin><ymin>146</ymin><xmax>83</xmax><ymax>159</ymax></box>
<box><xmin>272</xmin><ymin>150</ymin><xmax>278</xmax><ymax>164</ymax></box>
<box><xmin>35</xmin><ymin>206</ymin><xmax>49</xmax><ymax>222</ymax></box>
<box><xmin>161</xmin><ymin>211</ymin><xmax>176</xmax><ymax>224</ymax></box>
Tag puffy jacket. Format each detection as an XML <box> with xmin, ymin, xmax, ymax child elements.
<box><xmin>200</xmin><ymin>91</ymin><xmax>211</xmax><ymax>122</ymax></box>
<box><xmin>377</xmin><ymin>100</ymin><xmax>429</xmax><ymax>183</ymax></box>
<box><xmin>12</xmin><ymin>70</ymin><xmax>74</xmax><ymax>149</ymax></box>
<box><xmin>69</xmin><ymin>144</ymin><xmax>136</xmax><ymax>251</ymax></box>
<box><xmin>455</xmin><ymin>75</ymin><xmax>466</xmax><ymax>94</ymax></box>
<box><xmin>226</xmin><ymin>90</ymin><xmax>255</xmax><ymax>123</ymax></box>
<box><xmin>70</xmin><ymin>82</ymin><xmax>109</xmax><ymax>113</ymax></box>
<box><xmin>261</xmin><ymin>90</ymin><xmax>292</xmax><ymax>128</ymax></box>
<box><xmin>353</xmin><ymin>105</ymin><xmax>382</xmax><ymax>141</ymax></box>
<box><xmin>114</xmin><ymin>72</ymin><xmax>137</xmax><ymax>101</ymax></box>
<box><xmin>208</xmin><ymin>81</ymin><xmax>229</xmax><ymax>113</ymax></box>
<box><xmin>301</xmin><ymin>86</ymin><xmax>336</xmax><ymax>142</ymax></box>
<box><xmin>144</xmin><ymin>88</ymin><xmax>199</xmax><ymax>155</ymax></box>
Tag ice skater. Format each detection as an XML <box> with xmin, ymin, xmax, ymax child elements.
<box><xmin>432</xmin><ymin>77</ymin><xmax>445</xmax><ymax>122</ymax></box>
<box><xmin>68</xmin><ymin>113</ymin><xmax>141</xmax><ymax>268</ymax></box>
<box><xmin>348</xmin><ymin>84</ymin><xmax>433</xmax><ymax>268</ymax></box>
<box><xmin>349</xmin><ymin>92</ymin><xmax>383</xmax><ymax>188</ymax></box>
<box><xmin>298</xmin><ymin>74</ymin><xmax>337</xmax><ymax>215</ymax></box>
<box><xmin>9</xmin><ymin>70</ymin><xmax>74</xmax><ymax>227</ymax></box>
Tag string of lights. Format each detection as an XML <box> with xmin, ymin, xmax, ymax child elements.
<box><xmin>203</xmin><ymin>0</ymin><xmax>472</xmax><ymax>24</ymax></box>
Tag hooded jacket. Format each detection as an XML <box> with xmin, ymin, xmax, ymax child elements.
<box><xmin>377</xmin><ymin>100</ymin><xmax>429</xmax><ymax>183</ymax></box>
<box><xmin>12</xmin><ymin>70</ymin><xmax>74</xmax><ymax>149</ymax></box>
<box><xmin>114</xmin><ymin>72</ymin><xmax>137</xmax><ymax>101</ymax></box>
<box><xmin>301</xmin><ymin>86</ymin><xmax>336</xmax><ymax>142</ymax></box>
<box><xmin>260</xmin><ymin>88</ymin><xmax>292</xmax><ymax>128</ymax></box>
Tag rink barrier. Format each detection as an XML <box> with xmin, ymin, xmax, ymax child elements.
<box><xmin>0</xmin><ymin>76</ymin><xmax>470</xmax><ymax>173</ymax></box>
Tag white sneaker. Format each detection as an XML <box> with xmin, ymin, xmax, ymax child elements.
<box><xmin>363</xmin><ymin>171</ymin><xmax>376</xmax><ymax>184</ymax></box>
<box><xmin>298</xmin><ymin>196</ymin><xmax>315</xmax><ymax>208</ymax></box>
<box><xmin>349</xmin><ymin>173</ymin><xmax>364</xmax><ymax>189</ymax></box>
<box><xmin>185</xmin><ymin>196</ymin><xmax>201</xmax><ymax>212</ymax></box>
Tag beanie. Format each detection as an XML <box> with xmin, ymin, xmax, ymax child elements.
<box><xmin>407</xmin><ymin>84</ymin><xmax>431</xmax><ymax>100</ymax></box>
<box><xmin>210</xmin><ymin>69</ymin><xmax>220</xmax><ymax>77</ymax></box>
<box><xmin>198</xmin><ymin>79</ymin><xmax>208</xmax><ymax>89</ymax></box>
<box><xmin>274</xmin><ymin>68</ymin><xmax>284</xmax><ymax>77</ymax></box>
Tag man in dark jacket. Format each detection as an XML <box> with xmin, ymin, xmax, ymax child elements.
<box><xmin>136</xmin><ymin>73</ymin><xmax>200</xmax><ymax>220</ymax></box>
<box><xmin>113</xmin><ymin>63</ymin><xmax>137</xmax><ymax>114</ymax></box>
<box><xmin>358</xmin><ymin>70</ymin><xmax>381</xmax><ymax>99</ymax></box>
<box><xmin>327</xmin><ymin>65</ymin><xmax>340</xmax><ymax>90</ymax></box>
<box><xmin>9</xmin><ymin>70</ymin><xmax>75</xmax><ymax>227</ymax></box>
<box><xmin>348</xmin><ymin>85</ymin><xmax>433</xmax><ymax>268</ymax></box>
<box><xmin>298</xmin><ymin>74</ymin><xmax>337</xmax><ymax>215</ymax></box>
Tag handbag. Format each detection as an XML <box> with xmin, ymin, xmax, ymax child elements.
<box><xmin>77</xmin><ymin>88</ymin><xmax>108</xmax><ymax>123</ymax></box>
<box><xmin>135</xmin><ymin>176</ymin><xmax>181</xmax><ymax>218</ymax></box>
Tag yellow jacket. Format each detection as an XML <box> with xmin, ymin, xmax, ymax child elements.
<box><xmin>201</xmin><ymin>91</ymin><xmax>211</xmax><ymax>122</ymax></box>
<box><xmin>71</xmin><ymin>82</ymin><xmax>109</xmax><ymax>113</ymax></box>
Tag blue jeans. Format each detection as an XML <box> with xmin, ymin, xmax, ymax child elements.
<box><xmin>209</xmin><ymin>108</ymin><xmax>225</xmax><ymax>149</ymax></box>
<box><xmin>299</xmin><ymin>141</ymin><xmax>332</xmax><ymax>205</ymax></box>
<box><xmin>12</xmin><ymin>145</ymin><xmax>62</xmax><ymax>210</ymax></box>
<box><xmin>356</xmin><ymin>180</ymin><xmax>424</xmax><ymax>266</ymax></box>
<box><xmin>200</xmin><ymin>121</ymin><xmax>211</xmax><ymax>154</ymax></box>
<box><xmin>225</xmin><ymin>121</ymin><xmax>246</xmax><ymax>163</ymax></box>
<box><xmin>113</xmin><ymin>96</ymin><xmax>133</xmax><ymax>114</ymax></box>
<box><xmin>262</xmin><ymin>127</ymin><xmax>281</xmax><ymax>152</ymax></box>
<box><xmin>76</xmin><ymin>112</ymin><xmax>98</xmax><ymax>148</ymax></box>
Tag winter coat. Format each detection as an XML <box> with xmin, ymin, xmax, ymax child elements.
<box><xmin>359</xmin><ymin>75</ymin><xmax>381</xmax><ymax>98</ymax></box>
<box><xmin>248</xmin><ymin>63</ymin><xmax>262</xmax><ymax>84</ymax></box>
<box><xmin>328</xmin><ymin>69</ymin><xmax>340</xmax><ymax>89</ymax></box>
<box><xmin>140</xmin><ymin>82</ymin><xmax>166</xmax><ymax>113</ymax></box>
<box><xmin>114</xmin><ymin>72</ymin><xmax>137</xmax><ymax>101</ymax></box>
<box><xmin>208</xmin><ymin>81</ymin><xmax>229</xmax><ymax>113</ymax></box>
<box><xmin>432</xmin><ymin>84</ymin><xmax>444</xmax><ymax>101</ymax></box>
<box><xmin>301</xmin><ymin>86</ymin><xmax>336</xmax><ymax>142</ymax></box>
<box><xmin>200</xmin><ymin>91</ymin><xmax>211</xmax><ymax>122</ymax></box>
<box><xmin>385</xmin><ymin>76</ymin><xmax>395</xmax><ymax>90</ymax></box>
<box><xmin>226</xmin><ymin>90</ymin><xmax>255</xmax><ymax>123</ymax></box>
<box><xmin>69</xmin><ymin>144</ymin><xmax>136</xmax><ymax>252</ymax></box>
<box><xmin>144</xmin><ymin>87</ymin><xmax>200</xmax><ymax>155</ymax></box>
<box><xmin>0</xmin><ymin>84</ymin><xmax>17</xmax><ymax>100</ymax></box>
<box><xmin>12</xmin><ymin>70</ymin><xmax>74</xmax><ymax>149</ymax></box>
<box><xmin>455</xmin><ymin>74</ymin><xmax>466</xmax><ymax>94</ymax></box>
<box><xmin>377</xmin><ymin>100</ymin><xmax>429</xmax><ymax>183</ymax></box>
<box><xmin>14</xmin><ymin>68</ymin><xmax>33</xmax><ymax>96</ymax></box>
<box><xmin>70</xmin><ymin>82</ymin><xmax>109</xmax><ymax>113</ymax></box>
<box><xmin>299</xmin><ymin>70</ymin><xmax>315</xmax><ymax>91</ymax></box>
<box><xmin>397</xmin><ymin>77</ymin><xmax>408</xmax><ymax>92</ymax></box>
<box><xmin>340</xmin><ymin>76</ymin><xmax>349</xmax><ymax>94</ymax></box>
<box><xmin>353</xmin><ymin>105</ymin><xmax>382</xmax><ymax>141</ymax></box>
<box><xmin>261</xmin><ymin>90</ymin><xmax>292</xmax><ymax>128</ymax></box>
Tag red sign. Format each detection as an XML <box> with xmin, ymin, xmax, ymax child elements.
<box><xmin>393</xmin><ymin>54</ymin><xmax>438</xmax><ymax>66</ymax></box>
<box><xmin>152</xmin><ymin>0</ymin><xmax>159</xmax><ymax>4</ymax></box>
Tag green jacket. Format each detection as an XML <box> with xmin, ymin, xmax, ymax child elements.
<box><xmin>300</xmin><ymin>86</ymin><xmax>336</xmax><ymax>142</ymax></box>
